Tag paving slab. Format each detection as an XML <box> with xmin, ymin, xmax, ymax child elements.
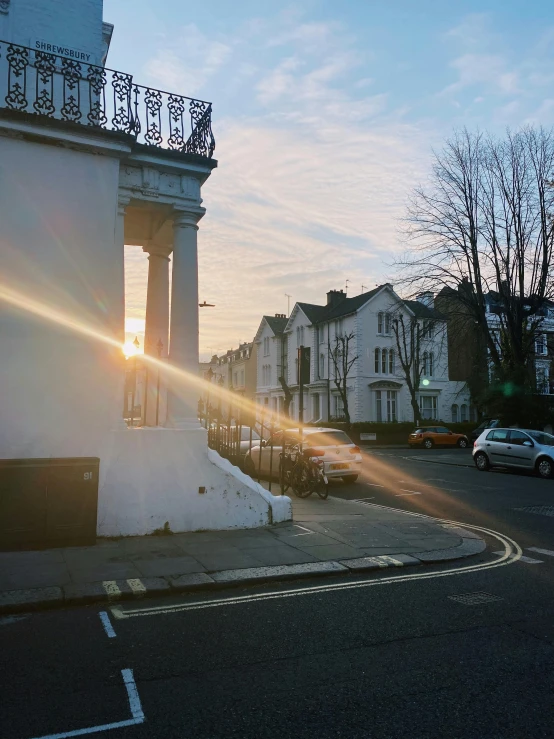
<box><xmin>0</xmin><ymin>492</ymin><xmax>486</xmax><ymax>614</ymax></box>
<box><xmin>341</xmin><ymin>554</ymin><xmax>421</xmax><ymax>571</ymax></box>
<box><xmin>0</xmin><ymin>563</ymin><xmax>72</xmax><ymax>590</ymax></box>
<box><xmin>134</xmin><ymin>556</ymin><xmax>205</xmax><ymax>577</ymax></box>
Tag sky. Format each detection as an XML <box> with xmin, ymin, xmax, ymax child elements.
<box><xmin>103</xmin><ymin>0</ymin><xmax>554</xmax><ymax>359</ymax></box>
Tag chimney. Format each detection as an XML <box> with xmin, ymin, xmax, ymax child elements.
<box><xmin>326</xmin><ymin>289</ymin><xmax>347</xmax><ymax>307</ymax></box>
<box><xmin>274</xmin><ymin>313</ymin><xmax>286</xmax><ymax>318</ymax></box>
<box><xmin>417</xmin><ymin>291</ymin><xmax>434</xmax><ymax>309</ymax></box>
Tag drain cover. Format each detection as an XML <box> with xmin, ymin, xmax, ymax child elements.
<box><xmin>448</xmin><ymin>592</ymin><xmax>503</xmax><ymax>605</ymax></box>
<box><xmin>515</xmin><ymin>505</ymin><xmax>554</xmax><ymax>517</ymax></box>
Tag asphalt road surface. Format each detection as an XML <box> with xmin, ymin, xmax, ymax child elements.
<box><xmin>2</xmin><ymin>448</ymin><xmax>554</xmax><ymax>739</ymax></box>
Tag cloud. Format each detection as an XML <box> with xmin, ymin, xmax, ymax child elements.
<box><xmin>144</xmin><ymin>24</ymin><xmax>232</xmax><ymax>95</ymax></box>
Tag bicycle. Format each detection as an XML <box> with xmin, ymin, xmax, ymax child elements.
<box><xmin>289</xmin><ymin>446</ymin><xmax>329</xmax><ymax>499</ymax></box>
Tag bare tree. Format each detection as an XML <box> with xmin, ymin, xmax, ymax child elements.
<box><xmin>397</xmin><ymin>126</ymin><xmax>554</xmax><ymax>422</ymax></box>
<box><xmin>328</xmin><ymin>331</ymin><xmax>358</xmax><ymax>427</ymax></box>
<box><xmin>278</xmin><ymin>335</ymin><xmax>292</xmax><ymax>418</ymax></box>
<box><xmin>391</xmin><ymin>311</ymin><xmax>446</xmax><ymax>423</ymax></box>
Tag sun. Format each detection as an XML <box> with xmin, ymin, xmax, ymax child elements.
<box><xmin>122</xmin><ymin>341</ymin><xmax>140</xmax><ymax>358</ymax></box>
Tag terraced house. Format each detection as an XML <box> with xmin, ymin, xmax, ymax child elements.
<box><xmin>255</xmin><ymin>285</ymin><xmax>471</xmax><ymax>424</ymax></box>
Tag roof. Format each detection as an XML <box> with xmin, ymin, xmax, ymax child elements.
<box><xmin>263</xmin><ymin>315</ymin><xmax>288</xmax><ymax>335</ymax></box>
<box><xmin>296</xmin><ymin>303</ymin><xmax>327</xmax><ymax>324</ymax></box>
<box><xmin>403</xmin><ymin>300</ymin><xmax>446</xmax><ymax>320</ymax></box>
<box><xmin>319</xmin><ymin>286</ymin><xmax>382</xmax><ymax>321</ymax></box>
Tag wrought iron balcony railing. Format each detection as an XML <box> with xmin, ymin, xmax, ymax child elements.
<box><xmin>0</xmin><ymin>41</ymin><xmax>215</xmax><ymax>158</ymax></box>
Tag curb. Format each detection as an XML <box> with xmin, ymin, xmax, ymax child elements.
<box><xmin>0</xmin><ymin>534</ymin><xmax>486</xmax><ymax>616</ymax></box>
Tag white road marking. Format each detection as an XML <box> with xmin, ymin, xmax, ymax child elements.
<box><xmin>527</xmin><ymin>547</ymin><xmax>554</xmax><ymax>558</ymax></box>
<box><xmin>111</xmin><ymin>505</ymin><xmax>521</xmax><ymax>620</ymax></box>
<box><xmin>127</xmin><ymin>579</ymin><xmax>146</xmax><ymax>595</ymax></box>
<box><xmin>395</xmin><ymin>490</ymin><xmax>422</xmax><ymax>496</ymax></box>
<box><xmin>122</xmin><ymin>668</ymin><xmax>145</xmax><ymax>721</ymax></box>
<box><xmin>29</xmin><ymin>669</ymin><xmax>144</xmax><ymax>739</ymax></box>
<box><xmin>291</xmin><ymin>524</ymin><xmax>315</xmax><ymax>537</ymax></box>
<box><xmin>365</xmin><ymin>483</ymin><xmax>385</xmax><ymax>488</ymax></box>
<box><xmin>102</xmin><ymin>581</ymin><xmax>121</xmax><ymax>600</ymax></box>
<box><xmin>492</xmin><ymin>551</ymin><xmax>543</xmax><ymax>564</ymax></box>
<box><xmin>98</xmin><ymin>611</ymin><xmax>116</xmax><ymax>638</ymax></box>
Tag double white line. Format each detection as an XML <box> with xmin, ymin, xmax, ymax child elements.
<box><xmin>111</xmin><ymin>502</ymin><xmax>521</xmax><ymax>620</ymax></box>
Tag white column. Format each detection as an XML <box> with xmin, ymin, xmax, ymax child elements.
<box><xmin>142</xmin><ymin>243</ymin><xmax>171</xmax><ymax>426</ymax></box>
<box><xmin>113</xmin><ymin>194</ymin><xmax>130</xmax><ymax>342</ymax></box>
<box><xmin>143</xmin><ymin>244</ymin><xmax>171</xmax><ymax>357</ymax></box>
<box><xmin>166</xmin><ymin>209</ymin><xmax>204</xmax><ymax>428</ymax></box>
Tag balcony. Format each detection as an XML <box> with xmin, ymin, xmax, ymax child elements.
<box><xmin>0</xmin><ymin>40</ymin><xmax>215</xmax><ymax>158</ymax></box>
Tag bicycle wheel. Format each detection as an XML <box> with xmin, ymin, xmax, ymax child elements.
<box><xmin>279</xmin><ymin>460</ymin><xmax>292</xmax><ymax>493</ymax></box>
<box><xmin>316</xmin><ymin>473</ymin><xmax>329</xmax><ymax>499</ymax></box>
<box><xmin>290</xmin><ymin>461</ymin><xmax>315</xmax><ymax>498</ymax></box>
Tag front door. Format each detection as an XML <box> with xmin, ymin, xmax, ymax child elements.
<box><xmin>484</xmin><ymin>429</ymin><xmax>511</xmax><ymax>465</ymax></box>
<box><xmin>505</xmin><ymin>430</ymin><xmax>535</xmax><ymax>468</ymax></box>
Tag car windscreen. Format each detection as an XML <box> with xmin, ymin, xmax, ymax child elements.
<box><xmin>240</xmin><ymin>428</ymin><xmax>260</xmax><ymax>441</ymax></box>
<box><xmin>305</xmin><ymin>431</ymin><xmax>353</xmax><ymax>446</ymax></box>
<box><xmin>527</xmin><ymin>431</ymin><xmax>554</xmax><ymax>446</ymax></box>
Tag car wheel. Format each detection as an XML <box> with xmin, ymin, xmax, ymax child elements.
<box><xmin>342</xmin><ymin>475</ymin><xmax>358</xmax><ymax>484</ymax></box>
<box><xmin>474</xmin><ymin>452</ymin><xmax>490</xmax><ymax>471</ymax></box>
<box><xmin>423</xmin><ymin>438</ymin><xmax>434</xmax><ymax>449</ymax></box>
<box><xmin>536</xmin><ymin>457</ymin><xmax>553</xmax><ymax>480</ymax></box>
<box><xmin>457</xmin><ymin>437</ymin><xmax>469</xmax><ymax>449</ymax></box>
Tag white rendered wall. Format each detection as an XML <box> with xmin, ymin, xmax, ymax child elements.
<box><xmin>2</xmin><ymin>0</ymin><xmax>105</xmax><ymax>64</ymax></box>
<box><xmin>0</xmin><ymin>133</ymin><xmax>124</xmax><ymax>459</ymax></box>
<box><xmin>98</xmin><ymin>428</ymin><xmax>292</xmax><ymax>536</ymax></box>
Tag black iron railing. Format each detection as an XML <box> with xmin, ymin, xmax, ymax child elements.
<box><xmin>0</xmin><ymin>41</ymin><xmax>215</xmax><ymax>157</ymax></box>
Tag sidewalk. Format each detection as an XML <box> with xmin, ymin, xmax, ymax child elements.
<box><xmin>0</xmin><ymin>495</ymin><xmax>484</xmax><ymax>614</ymax></box>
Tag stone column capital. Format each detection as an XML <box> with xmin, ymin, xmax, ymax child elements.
<box><xmin>142</xmin><ymin>244</ymin><xmax>172</xmax><ymax>260</ymax></box>
<box><xmin>172</xmin><ymin>208</ymin><xmax>205</xmax><ymax>230</ymax></box>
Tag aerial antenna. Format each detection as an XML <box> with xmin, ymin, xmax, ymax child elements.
<box><xmin>285</xmin><ymin>293</ymin><xmax>292</xmax><ymax>316</ymax></box>
<box><xmin>345</xmin><ymin>279</ymin><xmax>350</xmax><ymax>294</ymax></box>
<box><xmin>361</xmin><ymin>284</ymin><xmax>367</xmax><ymax>294</ymax></box>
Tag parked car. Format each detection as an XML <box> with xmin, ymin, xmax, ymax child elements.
<box><xmin>473</xmin><ymin>428</ymin><xmax>554</xmax><ymax>479</ymax></box>
<box><xmin>408</xmin><ymin>426</ymin><xmax>469</xmax><ymax>449</ymax></box>
<box><xmin>470</xmin><ymin>418</ymin><xmax>501</xmax><ymax>441</ymax></box>
<box><xmin>244</xmin><ymin>427</ymin><xmax>362</xmax><ymax>483</ymax></box>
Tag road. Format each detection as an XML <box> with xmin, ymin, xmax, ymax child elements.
<box><xmin>2</xmin><ymin>449</ymin><xmax>554</xmax><ymax>739</ymax></box>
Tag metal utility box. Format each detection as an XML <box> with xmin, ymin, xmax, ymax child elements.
<box><xmin>0</xmin><ymin>457</ymin><xmax>99</xmax><ymax>550</ymax></box>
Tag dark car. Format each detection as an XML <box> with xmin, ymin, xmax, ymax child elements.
<box><xmin>470</xmin><ymin>419</ymin><xmax>500</xmax><ymax>441</ymax></box>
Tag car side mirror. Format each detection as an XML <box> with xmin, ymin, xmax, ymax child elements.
<box><xmin>260</xmin><ymin>440</ymin><xmax>266</xmax><ymax>447</ymax></box>
<box><xmin>523</xmin><ymin>440</ymin><xmax>533</xmax><ymax>447</ymax></box>
<box><xmin>448</xmin><ymin>432</ymin><xmax>453</xmax><ymax>435</ymax></box>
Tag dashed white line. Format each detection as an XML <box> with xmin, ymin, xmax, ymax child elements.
<box><xmin>395</xmin><ymin>490</ymin><xmax>422</xmax><ymax>496</ymax></box>
<box><xmin>98</xmin><ymin>611</ymin><xmax>116</xmax><ymax>638</ymax></box>
<box><xmin>492</xmin><ymin>551</ymin><xmax>543</xmax><ymax>564</ymax></box>
<box><xmin>365</xmin><ymin>483</ymin><xmax>385</xmax><ymax>488</ymax></box>
<box><xmin>527</xmin><ymin>547</ymin><xmax>554</xmax><ymax>558</ymax></box>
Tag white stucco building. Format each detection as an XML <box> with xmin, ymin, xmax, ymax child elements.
<box><xmin>0</xmin><ymin>0</ymin><xmax>290</xmax><ymax>538</ymax></box>
<box><xmin>255</xmin><ymin>286</ymin><xmax>471</xmax><ymax>424</ymax></box>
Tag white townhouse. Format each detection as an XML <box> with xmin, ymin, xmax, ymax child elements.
<box><xmin>255</xmin><ymin>286</ymin><xmax>471</xmax><ymax>424</ymax></box>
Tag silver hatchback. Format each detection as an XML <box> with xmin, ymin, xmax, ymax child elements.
<box><xmin>473</xmin><ymin>428</ymin><xmax>554</xmax><ymax>479</ymax></box>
